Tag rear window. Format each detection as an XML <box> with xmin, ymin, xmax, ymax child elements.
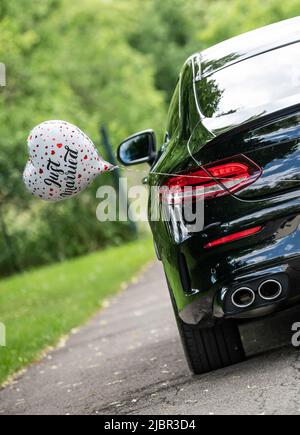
<box><xmin>197</xmin><ymin>43</ymin><xmax>300</xmax><ymax>119</ymax></box>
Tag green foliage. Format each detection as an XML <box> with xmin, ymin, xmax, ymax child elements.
<box><xmin>0</xmin><ymin>0</ymin><xmax>299</xmax><ymax>277</ymax></box>
<box><xmin>0</xmin><ymin>238</ymin><xmax>154</xmax><ymax>384</ymax></box>
<box><xmin>128</xmin><ymin>0</ymin><xmax>205</xmax><ymax>101</ymax></box>
<box><xmin>198</xmin><ymin>0</ymin><xmax>300</xmax><ymax>47</ymax></box>
<box><xmin>0</xmin><ymin>0</ymin><xmax>165</xmax><ymax>276</ymax></box>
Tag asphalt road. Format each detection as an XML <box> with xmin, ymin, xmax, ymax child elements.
<box><xmin>1</xmin><ymin>261</ymin><xmax>300</xmax><ymax>415</ymax></box>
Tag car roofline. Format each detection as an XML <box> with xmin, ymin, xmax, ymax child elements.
<box><xmin>199</xmin><ymin>40</ymin><xmax>300</xmax><ymax>79</ymax></box>
<box><xmin>186</xmin><ymin>17</ymin><xmax>300</xmax><ymax>79</ymax></box>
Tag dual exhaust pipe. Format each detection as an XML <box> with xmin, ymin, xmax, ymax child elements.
<box><xmin>231</xmin><ymin>279</ymin><xmax>283</xmax><ymax>309</ymax></box>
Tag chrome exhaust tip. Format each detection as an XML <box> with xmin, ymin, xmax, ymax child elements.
<box><xmin>231</xmin><ymin>287</ymin><xmax>255</xmax><ymax>309</ymax></box>
<box><xmin>258</xmin><ymin>279</ymin><xmax>282</xmax><ymax>301</ymax></box>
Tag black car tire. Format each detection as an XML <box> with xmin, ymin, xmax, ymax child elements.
<box><xmin>178</xmin><ymin>318</ymin><xmax>246</xmax><ymax>375</ymax></box>
<box><xmin>168</xmin><ymin>284</ymin><xmax>245</xmax><ymax>374</ymax></box>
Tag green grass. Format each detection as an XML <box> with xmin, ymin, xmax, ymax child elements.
<box><xmin>0</xmin><ymin>238</ymin><xmax>154</xmax><ymax>385</ymax></box>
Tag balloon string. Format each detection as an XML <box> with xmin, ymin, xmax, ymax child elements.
<box><xmin>114</xmin><ymin>165</ymin><xmax>300</xmax><ymax>184</ymax></box>
<box><xmin>115</xmin><ymin>165</ymin><xmax>221</xmax><ymax>180</ymax></box>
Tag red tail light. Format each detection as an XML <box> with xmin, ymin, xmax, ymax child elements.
<box><xmin>161</xmin><ymin>155</ymin><xmax>261</xmax><ymax>204</ymax></box>
<box><xmin>204</xmin><ymin>226</ymin><xmax>263</xmax><ymax>249</ymax></box>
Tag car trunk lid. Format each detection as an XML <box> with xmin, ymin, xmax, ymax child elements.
<box><xmin>197</xmin><ymin>111</ymin><xmax>300</xmax><ymax>202</ymax></box>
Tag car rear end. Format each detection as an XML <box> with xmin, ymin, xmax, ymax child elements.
<box><xmin>152</xmin><ymin>41</ymin><xmax>300</xmax><ymax>322</ymax></box>
<box><xmin>179</xmin><ymin>110</ymin><xmax>300</xmax><ymax>323</ymax></box>
<box><xmin>149</xmin><ymin>25</ymin><xmax>300</xmax><ymax>373</ymax></box>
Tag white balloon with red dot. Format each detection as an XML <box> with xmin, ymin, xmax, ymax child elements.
<box><xmin>23</xmin><ymin>120</ymin><xmax>115</xmax><ymax>201</ymax></box>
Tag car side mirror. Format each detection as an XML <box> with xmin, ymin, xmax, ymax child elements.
<box><xmin>117</xmin><ymin>130</ymin><xmax>156</xmax><ymax>166</ymax></box>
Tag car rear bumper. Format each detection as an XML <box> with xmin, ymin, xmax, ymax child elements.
<box><xmin>160</xmin><ymin>193</ymin><xmax>300</xmax><ymax>327</ymax></box>
<box><xmin>174</xmin><ymin>254</ymin><xmax>300</xmax><ymax>327</ymax></box>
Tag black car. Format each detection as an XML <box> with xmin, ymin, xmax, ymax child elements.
<box><xmin>118</xmin><ymin>17</ymin><xmax>300</xmax><ymax>374</ymax></box>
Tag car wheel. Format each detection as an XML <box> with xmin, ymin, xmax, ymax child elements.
<box><xmin>168</xmin><ymin>285</ymin><xmax>245</xmax><ymax>375</ymax></box>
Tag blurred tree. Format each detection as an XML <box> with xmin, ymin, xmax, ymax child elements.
<box><xmin>127</xmin><ymin>0</ymin><xmax>205</xmax><ymax>101</ymax></box>
<box><xmin>198</xmin><ymin>0</ymin><xmax>300</xmax><ymax>47</ymax></box>
<box><xmin>0</xmin><ymin>0</ymin><xmax>165</xmax><ymax>275</ymax></box>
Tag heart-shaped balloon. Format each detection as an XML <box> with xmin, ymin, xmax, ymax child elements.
<box><xmin>23</xmin><ymin>120</ymin><xmax>115</xmax><ymax>201</ymax></box>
